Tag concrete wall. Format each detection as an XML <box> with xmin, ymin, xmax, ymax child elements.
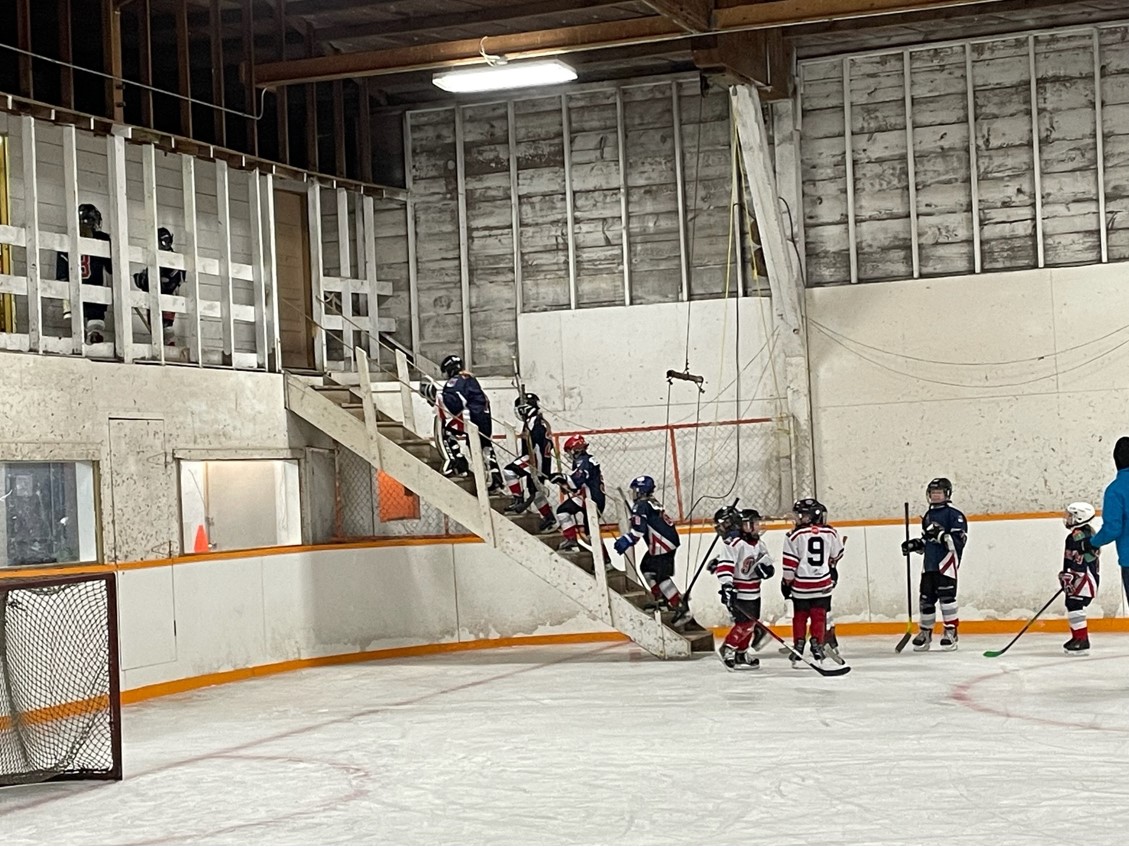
<box><xmin>114</xmin><ymin>513</ymin><xmax>1127</xmax><ymax>692</ymax></box>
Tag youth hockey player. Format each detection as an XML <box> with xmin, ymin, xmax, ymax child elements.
<box><xmin>711</xmin><ymin>506</ymin><xmax>773</xmax><ymax>670</ymax></box>
<box><xmin>1061</xmin><ymin>502</ymin><xmax>1100</xmax><ymax>654</ymax></box>
<box><xmin>56</xmin><ymin>203</ymin><xmax>112</xmax><ymax>344</ymax></box>
<box><xmin>133</xmin><ymin>227</ymin><xmax>185</xmax><ymax>346</ymax></box>
<box><xmin>420</xmin><ymin>381</ymin><xmax>468</xmax><ymax>477</ymax></box>
<box><xmin>781</xmin><ymin>498</ymin><xmax>843</xmax><ymax>666</ymax></box>
<box><xmin>900</xmin><ymin>477</ymin><xmax>968</xmax><ymax>651</ymax></box>
<box><xmin>614</xmin><ymin>475</ymin><xmax>688</xmax><ymax>624</ymax></box>
<box><xmin>551</xmin><ymin>435</ymin><xmax>605</xmax><ymax>552</ymax></box>
<box><xmin>440</xmin><ymin>354</ymin><xmax>503</xmax><ymax>491</ymax></box>
<box><xmin>502</xmin><ymin>393</ymin><xmax>556</xmax><ymax>533</ymax></box>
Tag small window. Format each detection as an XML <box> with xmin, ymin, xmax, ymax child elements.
<box><xmin>1</xmin><ymin>460</ymin><xmax>98</xmax><ymax>568</ymax></box>
<box><xmin>179</xmin><ymin>459</ymin><xmax>301</xmax><ymax>554</ymax></box>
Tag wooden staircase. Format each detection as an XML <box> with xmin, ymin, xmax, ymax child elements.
<box><xmin>286</xmin><ymin>370</ymin><xmax>715</xmax><ymax>659</ymax></box>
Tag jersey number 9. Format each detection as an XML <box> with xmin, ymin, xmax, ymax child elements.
<box><xmin>806</xmin><ymin>536</ymin><xmax>825</xmax><ymax>567</ymax></box>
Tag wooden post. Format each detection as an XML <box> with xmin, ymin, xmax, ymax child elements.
<box><xmin>103</xmin><ymin>0</ymin><xmax>125</xmax><ymax>122</ymax></box>
<box><xmin>181</xmin><ymin>157</ymin><xmax>202</xmax><ymax>365</ymax></box>
<box><xmin>249</xmin><ymin>171</ymin><xmax>269</xmax><ymax>368</ymax></box>
<box><xmin>106</xmin><ymin>133</ymin><xmax>132</xmax><ymax>361</ymax></box>
<box><xmin>20</xmin><ymin>118</ymin><xmax>40</xmax><ymax>352</ymax></box>
<box><xmin>176</xmin><ymin>0</ymin><xmax>193</xmax><ymax>136</ymax></box>
<box><xmin>61</xmin><ymin>125</ymin><xmax>84</xmax><ymax>352</ymax></box>
<box><xmin>138</xmin><ymin>0</ymin><xmax>154</xmax><ymax>128</ymax></box>
<box><xmin>210</xmin><ymin>0</ymin><xmax>226</xmax><ymax>145</ymax></box>
<box><xmin>141</xmin><ymin>145</ymin><xmax>164</xmax><ymax>362</ymax></box>
<box><xmin>59</xmin><ymin>0</ymin><xmax>74</xmax><ymax>109</ymax></box>
<box><xmin>16</xmin><ymin>0</ymin><xmax>33</xmax><ymax>100</ymax></box>
<box><xmin>275</xmin><ymin>0</ymin><xmax>289</xmax><ymax>164</ymax></box>
<box><xmin>215</xmin><ymin>159</ymin><xmax>234</xmax><ymax>364</ymax></box>
<box><xmin>242</xmin><ymin>0</ymin><xmax>258</xmax><ymax>155</ymax></box>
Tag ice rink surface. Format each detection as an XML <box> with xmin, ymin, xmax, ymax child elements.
<box><xmin>5</xmin><ymin>634</ymin><xmax>1129</xmax><ymax>845</ymax></box>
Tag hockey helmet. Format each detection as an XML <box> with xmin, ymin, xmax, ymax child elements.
<box><xmin>441</xmin><ymin>354</ymin><xmax>464</xmax><ymax>378</ymax></box>
<box><xmin>157</xmin><ymin>226</ymin><xmax>174</xmax><ymax>251</ymax></box>
<box><xmin>927</xmin><ymin>477</ymin><xmax>953</xmax><ymax>503</ymax></box>
<box><xmin>77</xmin><ymin>203</ymin><xmax>102</xmax><ymax>234</ymax></box>
<box><xmin>630</xmin><ymin>475</ymin><xmax>656</xmax><ymax>501</ymax></box>
<box><xmin>1064</xmin><ymin>501</ymin><xmax>1096</xmax><ymax>529</ymax></box>
<box><xmin>739</xmin><ymin>507</ymin><xmax>763</xmax><ymax>540</ymax></box>
<box><xmin>515</xmin><ymin>392</ymin><xmax>540</xmax><ymax>420</ymax></box>
<box><xmin>713</xmin><ymin>505</ymin><xmax>740</xmax><ymax>535</ymax></box>
<box><xmin>563</xmin><ymin>434</ymin><xmax>587</xmax><ymax>455</ymax></box>
<box><xmin>420</xmin><ymin>381</ymin><xmax>438</xmax><ymax>405</ymax></box>
<box><xmin>793</xmin><ymin>498</ymin><xmax>827</xmax><ymax>527</ymax></box>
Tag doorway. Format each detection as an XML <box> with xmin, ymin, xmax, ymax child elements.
<box><xmin>274</xmin><ymin>189</ymin><xmax>314</xmax><ymax>370</ymax></box>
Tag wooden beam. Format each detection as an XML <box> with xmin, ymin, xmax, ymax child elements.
<box><xmin>210</xmin><ymin>0</ymin><xmax>226</xmax><ymax>145</ymax></box>
<box><xmin>333</xmin><ymin>80</ymin><xmax>346</xmax><ymax>178</ymax></box>
<box><xmin>358</xmin><ymin>79</ymin><xmax>372</xmax><ymax>183</ymax></box>
<box><xmin>255</xmin><ymin>0</ymin><xmax>1014</xmax><ymax>86</ymax></box>
<box><xmin>138</xmin><ymin>0</ymin><xmax>154</xmax><ymax>127</ymax></box>
<box><xmin>103</xmin><ymin>0</ymin><xmax>124</xmax><ymax>122</ymax></box>
<box><xmin>692</xmin><ymin>30</ymin><xmax>791</xmax><ymax>99</ymax></box>
<box><xmin>242</xmin><ymin>0</ymin><xmax>257</xmax><ymax>155</ymax></box>
<box><xmin>275</xmin><ymin>0</ymin><xmax>289</xmax><ymax>164</ymax></box>
<box><xmin>15</xmin><ymin>0</ymin><xmax>32</xmax><ymax>99</ymax></box>
<box><xmin>642</xmin><ymin>0</ymin><xmax>713</xmax><ymax>33</ymax></box>
<box><xmin>176</xmin><ymin>0</ymin><xmax>192</xmax><ymax>136</ymax></box>
<box><xmin>315</xmin><ymin>0</ymin><xmax>622</xmax><ymax>43</ymax></box>
<box><xmin>59</xmin><ymin>0</ymin><xmax>74</xmax><ymax>108</ymax></box>
<box><xmin>304</xmin><ymin>24</ymin><xmax>318</xmax><ymax>171</ymax></box>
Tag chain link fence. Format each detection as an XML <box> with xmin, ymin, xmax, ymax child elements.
<box><xmin>332</xmin><ymin>417</ymin><xmax>787</xmax><ymax>541</ymax></box>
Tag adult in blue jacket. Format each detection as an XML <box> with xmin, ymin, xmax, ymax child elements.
<box><xmin>1090</xmin><ymin>437</ymin><xmax>1129</xmax><ymax>603</ymax></box>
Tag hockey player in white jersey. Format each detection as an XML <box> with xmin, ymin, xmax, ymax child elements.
<box><xmin>781</xmin><ymin>498</ymin><xmax>844</xmax><ymax>667</ymax></box>
<box><xmin>711</xmin><ymin>506</ymin><xmax>774</xmax><ymax>671</ymax></box>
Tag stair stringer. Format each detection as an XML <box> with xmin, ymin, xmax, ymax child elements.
<box><xmin>285</xmin><ymin>376</ymin><xmax>692</xmax><ymax>658</ymax></box>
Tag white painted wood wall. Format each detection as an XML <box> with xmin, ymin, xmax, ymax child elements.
<box><xmin>800</xmin><ymin>21</ymin><xmax>1129</xmax><ymax>284</ymax></box>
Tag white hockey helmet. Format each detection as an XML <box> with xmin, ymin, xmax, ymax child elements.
<box><xmin>1064</xmin><ymin>501</ymin><xmax>1096</xmax><ymax>528</ymax></box>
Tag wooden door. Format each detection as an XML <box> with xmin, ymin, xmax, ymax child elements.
<box><xmin>274</xmin><ymin>190</ymin><xmax>314</xmax><ymax>370</ymax></box>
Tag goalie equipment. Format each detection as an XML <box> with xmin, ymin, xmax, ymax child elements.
<box><xmin>1064</xmin><ymin>501</ymin><xmax>1096</xmax><ymax>528</ymax></box>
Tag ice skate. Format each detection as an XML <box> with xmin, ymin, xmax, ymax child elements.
<box><xmin>940</xmin><ymin>625</ymin><xmax>958</xmax><ymax>651</ymax></box>
<box><xmin>1063</xmin><ymin>637</ymin><xmax>1090</xmax><ymax>655</ymax></box>
<box><xmin>912</xmin><ymin>628</ymin><xmax>932</xmax><ymax>652</ymax></box>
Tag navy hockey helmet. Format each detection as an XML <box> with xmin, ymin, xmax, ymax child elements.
<box><xmin>713</xmin><ymin>505</ymin><xmax>740</xmax><ymax>535</ymax></box>
<box><xmin>630</xmin><ymin>475</ymin><xmax>656</xmax><ymax>500</ymax></box>
<box><xmin>441</xmin><ymin>354</ymin><xmax>463</xmax><ymax>378</ymax></box>
<box><xmin>793</xmin><ymin>498</ymin><xmax>827</xmax><ymax>526</ymax></box>
<box><xmin>77</xmin><ymin>203</ymin><xmax>102</xmax><ymax>233</ymax></box>
<box><xmin>157</xmin><ymin>226</ymin><xmax>174</xmax><ymax>251</ymax></box>
<box><xmin>927</xmin><ymin>477</ymin><xmax>952</xmax><ymax>502</ymax></box>
<box><xmin>515</xmin><ymin>392</ymin><xmax>540</xmax><ymax>420</ymax></box>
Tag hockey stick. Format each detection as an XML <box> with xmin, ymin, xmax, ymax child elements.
<box><xmin>983</xmin><ymin>587</ymin><xmax>1065</xmax><ymax>658</ymax></box>
<box><xmin>754</xmin><ymin>618</ymin><xmax>851</xmax><ymax>676</ymax></box>
<box><xmin>895</xmin><ymin>501</ymin><xmax>915</xmax><ymax>653</ymax></box>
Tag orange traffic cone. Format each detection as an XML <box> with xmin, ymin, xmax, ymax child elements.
<box><xmin>193</xmin><ymin>524</ymin><xmax>209</xmax><ymax>553</ymax></box>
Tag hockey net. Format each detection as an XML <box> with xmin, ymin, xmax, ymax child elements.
<box><xmin>0</xmin><ymin>572</ymin><xmax>122</xmax><ymax>787</ymax></box>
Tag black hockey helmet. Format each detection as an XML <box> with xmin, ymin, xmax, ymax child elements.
<box><xmin>793</xmin><ymin>498</ymin><xmax>827</xmax><ymax>526</ymax></box>
<box><xmin>739</xmin><ymin>508</ymin><xmax>762</xmax><ymax>541</ymax></box>
<box><xmin>157</xmin><ymin>226</ymin><xmax>174</xmax><ymax>251</ymax></box>
<box><xmin>420</xmin><ymin>381</ymin><xmax>437</xmax><ymax>405</ymax></box>
<box><xmin>713</xmin><ymin>505</ymin><xmax>740</xmax><ymax>535</ymax></box>
<box><xmin>515</xmin><ymin>392</ymin><xmax>540</xmax><ymax>419</ymax></box>
<box><xmin>441</xmin><ymin>354</ymin><xmax>463</xmax><ymax>378</ymax></box>
<box><xmin>927</xmin><ymin>477</ymin><xmax>952</xmax><ymax>501</ymax></box>
<box><xmin>77</xmin><ymin>203</ymin><xmax>102</xmax><ymax>232</ymax></box>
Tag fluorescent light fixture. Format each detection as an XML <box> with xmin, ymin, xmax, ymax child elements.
<box><xmin>433</xmin><ymin>59</ymin><xmax>578</xmax><ymax>94</ymax></box>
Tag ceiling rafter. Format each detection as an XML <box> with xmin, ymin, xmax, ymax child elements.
<box><xmin>254</xmin><ymin>0</ymin><xmax>1020</xmax><ymax>86</ymax></box>
<box><xmin>641</xmin><ymin>0</ymin><xmax>713</xmax><ymax>33</ymax></box>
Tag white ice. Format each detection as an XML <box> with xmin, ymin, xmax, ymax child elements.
<box><xmin>4</xmin><ymin>635</ymin><xmax>1129</xmax><ymax>845</ymax></box>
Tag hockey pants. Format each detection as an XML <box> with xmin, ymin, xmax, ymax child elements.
<box><xmin>919</xmin><ymin>571</ymin><xmax>958</xmax><ymax>632</ymax></box>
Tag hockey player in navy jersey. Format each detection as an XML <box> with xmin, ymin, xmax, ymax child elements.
<box><xmin>901</xmin><ymin>477</ymin><xmax>968</xmax><ymax>651</ymax></box>
<box><xmin>781</xmin><ymin>498</ymin><xmax>844</xmax><ymax>666</ymax></box>
<box><xmin>502</xmin><ymin>393</ymin><xmax>556</xmax><ymax>533</ymax></box>
<box><xmin>710</xmin><ymin>506</ymin><xmax>773</xmax><ymax>670</ymax></box>
<box><xmin>440</xmin><ymin>354</ymin><xmax>503</xmax><ymax>491</ymax></box>
<box><xmin>1061</xmin><ymin>501</ymin><xmax>1100</xmax><ymax>654</ymax></box>
<box><xmin>421</xmin><ymin>381</ymin><xmax>468</xmax><ymax>478</ymax></box>
<box><xmin>614</xmin><ymin>475</ymin><xmax>688</xmax><ymax>625</ymax></box>
<box><xmin>551</xmin><ymin>435</ymin><xmax>606</xmax><ymax>552</ymax></box>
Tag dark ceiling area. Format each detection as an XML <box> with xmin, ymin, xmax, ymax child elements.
<box><xmin>0</xmin><ymin>0</ymin><xmax>1125</xmax><ymax>188</ymax></box>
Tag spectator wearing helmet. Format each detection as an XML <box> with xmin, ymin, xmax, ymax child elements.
<box><xmin>440</xmin><ymin>354</ymin><xmax>502</xmax><ymax>491</ymax></box>
<box><xmin>502</xmin><ymin>392</ymin><xmax>556</xmax><ymax>533</ymax></box>
<box><xmin>900</xmin><ymin>477</ymin><xmax>968</xmax><ymax>652</ymax></box>
<box><xmin>613</xmin><ymin>475</ymin><xmax>687</xmax><ymax>624</ymax></box>
<box><xmin>132</xmin><ymin>227</ymin><xmax>185</xmax><ymax>346</ymax></box>
<box><xmin>781</xmin><ymin>498</ymin><xmax>844</xmax><ymax>667</ymax></box>
<box><xmin>56</xmin><ymin>203</ymin><xmax>112</xmax><ymax>344</ymax></box>
<box><xmin>550</xmin><ymin>434</ymin><xmax>605</xmax><ymax>552</ymax></box>
<box><xmin>1060</xmin><ymin>502</ymin><xmax>1099</xmax><ymax>655</ymax></box>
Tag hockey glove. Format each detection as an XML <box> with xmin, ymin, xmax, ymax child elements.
<box><xmin>780</xmin><ymin>578</ymin><xmax>792</xmax><ymax>600</ymax></box>
<box><xmin>753</xmin><ymin>559</ymin><xmax>775</xmax><ymax>579</ymax></box>
<box><xmin>705</xmin><ymin>557</ymin><xmax>720</xmax><ymax>575</ymax></box>
<box><xmin>548</xmin><ymin>473</ymin><xmax>570</xmax><ymax>487</ymax></box>
<box><xmin>719</xmin><ymin>583</ymin><xmax>737</xmax><ymax>611</ymax></box>
<box><xmin>829</xmin><ymin>565</ymin><xmax>839</xmax><ymax>587</ymax></box>
<box><xmin>613</xmin><ymin>535</ymin><xmax>633</xmax><ymax>556</ymax></box>
<box><xmin>923</xmin><ymin>523</ymin><xmax>949</xmax><ymax>545</ymax></box>
<box><xmin>1058</xmin><ymin>571</ymin><xmax>1076</xmax><ymax>594</ymax></box>
<box><xmin>901</xmin><ymin>538</ymin><xmax>925</xmax><ymax>555</ymax></box>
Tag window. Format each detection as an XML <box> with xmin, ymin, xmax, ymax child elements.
<box><xmin>1</xmin><ymin>461</ymin><xmax>98</xmax><ymax>568</ymax></box>
<box><xmin>179</xmin><ymin>459</ymin><xmax>301</xmax><ymax>554</ymax></box>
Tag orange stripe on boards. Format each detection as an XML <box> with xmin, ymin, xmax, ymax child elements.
<box><xmin>708</xmin><ymin>618</ymin><xmax>1129</xmax><ymax>639</ymax></box>
<box><xmin>0</xmin><ymin>694</ymin><xmax>109</xmax><ymax>732</ymax></box>
<box><xmin>122</xmin><ymin>631</ymin><xmax>629</xmax><ymax>705</ymax></box>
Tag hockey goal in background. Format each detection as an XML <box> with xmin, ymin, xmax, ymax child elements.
<box><xmin>334</xmin><ymin>416</ymin><xmax>785</xmax><ymax>539</ymax></box>
<box><xmin>0</xmin><ymin>572</ymin><xmax>122</xmax><ymax>787</ymax></box>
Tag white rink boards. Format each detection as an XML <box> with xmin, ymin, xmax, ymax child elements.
<box><xmin>3</xmin><ymin>635</ymin><xmax>1129</xmax><ymax>845</ymax></box>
